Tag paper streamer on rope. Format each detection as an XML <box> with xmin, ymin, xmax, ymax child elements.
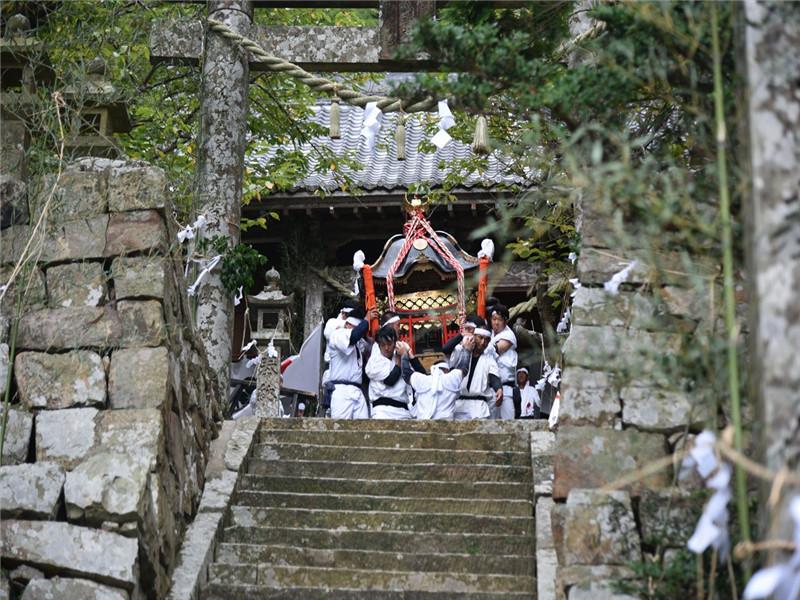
<box><xmin>534</xmin><ymin>361</ymin><xmax>552</xmax><ymax>392</ymax></box>
<box><xmin>604</xmin><ymin>260</ymin><xmax>637</xmax><ymax>295</ymax></box>
<box><xmin>431</xmin><ymin>99</ymin><xmax>455</xmax><ymax>149</ymax></box>
<box><xmin>681</xmin><ymin>431</ymin><xmax>733</xmax><ymax>560</ymax></box>
<box><xmin>266</xmin><ymin>339</ymin><xmax>278</xmax><ymax>359</ymax></box>
<box><xmin>431</xmin><ymin>129</ymin><xmax>452</xmax><ymax>149</ymax></box>
<box><xmin>360</xmin><ymin>101</ymin><xmax>383</xmax><ymax>152</ymax></box>
<box><xmin>548</xmin><ymin>391</ymin><xmax>560</xmax><ymax>430</ymax></box>
<box><xmin>743</xmin><ymin>495</ymin><xmax>800</xmax><ymax>599</ymax></box>
<box><xmin>177</xmin><ymin>225</ymin><xmax>194</xmax><ymax>243</ymax></box>
<box><xmin>234</xmin><ymin>286</ymin><xmax>243</xmax><ymax>306</ymax></box>
<box><xmin>569</xmin><ymin>277</ymin><xmax>581</xmax><ymax>300</ymax></box>
<box><xmin>546</xmin><ymin>365</ymin><xmax>562</xmax><ymax>387</ymax></box>
<box><xmin>240</xmin><ymin>339</ymin><xmax>257</xmax><ymax>355</ymax></box>
<box><xmin>556</xmin><ymin>308</ymin><xmax>571</xmax><ymax>333</ymax></box>
<box><xmin>246</xmin><ymin>354</ymin><xmax>261</xmax><ymax>369</ymax></box>
<box><xmin>178</xmin><ymin>214</ymin><xmax>208</xmax><ymax>244</ymax></box>
<box><xmin>187</xmin><ymin>255</ymin><xmax>221</xmax><ymax>297</ymax></box>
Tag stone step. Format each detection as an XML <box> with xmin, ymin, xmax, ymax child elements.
<box><xmin>222</xmin><ymin>526</ymin><xmax>534</xmax><ymax>556</ymax></box>
<box><xmin>232</xmin><ymin>490</ymin><xmax>533</xmax><ymax>517</ymax></box>
<box><xmin>252</xmin><ymin>442</ymin><xmax>531</xmax><ymax>466</ymax></box>
<box><xmin>259</xmin><ymin>417</ymin><xmax>548</xmax><ymax>434</ymax></box>
<box><xmin>214</xmin><ymin>543</ymin><xmax>535</xmax><ymax>576</ymax></box>
<box><xmin>228</xmin><ymin>506</ymin><xmax>534</xmax><ymax>537</ymax></box>
<box><xmin>203</xmin><ymin>582</ymin><xmax>535</xmax><ymax>600</ymax></box>
<box><xmin>207</xmin><ymin>564</ymin><xmax>534</xmax><ymax>595</ymax></box>
<box><xmin>258</xmin><ymin>430</ymin><xmax>529</xmax><ymax>452</ymax></box>
<box><xmin>237</xmin><ymin>475</ymin><xmax>532</xmax><ymax>500</ymax></box>
<box><xmin>246</xmin><ymin>459</ymin><xmax>531</xmax><ymax>483</ymax></box>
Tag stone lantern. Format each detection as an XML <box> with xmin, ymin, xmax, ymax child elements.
<box><xmin>0</xmin><ymin>14</ymin><xmax>54</xmax><ymax>182</ymax></box>
<box><xmin>247</xmin><ymin>267</ymin><xmax>294</xmax><ymax>358</ymax></box>
<box><xmin>62</xmin><ymin>57</ymin><xmax>131</xmax><ymax>158</ymax></box>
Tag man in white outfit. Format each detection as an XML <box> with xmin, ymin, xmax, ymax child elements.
<box><xmin>452</xmin><ymin>325</ymin><xmax>502</xmax><ymax>420</ymax></box>
<box><xmin>517</xmin><ymin>367</ymin><xmax>539</xmax><ymax>419</ymax></box>
<box><xmin>327</xmin><ymin>306</ymin><xmax>376</xmax><ymax>419</ymax></box>
<box><xmin>366</xmin><ymin>326</ymin><xmax>413</xmax><ymax>420</ymax></box>
<box><xmin>321</xmin><ymin>300</ymin><xmax>359</xmax><ymax>388</ymax></box>
<box><xmin>489</xmin><ymin>304</ymin><xmax>519</xmax><ymax>420</ymax></box>
<box><xmin>403</xmin><ymin>338</ymin><xmax>473</xmax><ymax>420</ymax></box>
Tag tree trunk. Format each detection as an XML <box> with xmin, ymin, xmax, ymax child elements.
<box><xmin>742</xmin><ymin>0</ymin><xmax>800</xmax><ymax>547</ymax></box>
<box><xmin>195</xmin><ymin>0</ymin><xmax>253</xmax><ymax>402</ymax></box>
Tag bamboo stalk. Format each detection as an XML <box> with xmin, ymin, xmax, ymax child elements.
<box><xmin>710</xmin><ymin>2</ymin><xmax>751</xmax><ymax>575</ymax></box>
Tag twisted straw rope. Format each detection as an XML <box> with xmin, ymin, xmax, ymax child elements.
<box><xmin>208</xmin><ymin>19</ymin><xmax>606</xmax><ymax>113</ymax></box>
<box><xmin>207</xmin><ymin>19</ymin><xmax>436</xmax><ymax>114</ymax></box>
<box><xmin>207</xmin><ymin>15</ymin><xmax>607</xmax><ymax>114</ymax></box>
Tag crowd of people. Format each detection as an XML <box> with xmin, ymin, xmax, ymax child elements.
<box><xmin>320</xmin><ymin>299</ymin><xmax>551</xmax><ymax>421</ymax></box>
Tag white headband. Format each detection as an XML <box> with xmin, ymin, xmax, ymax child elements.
<box><xmin>474</xmin><ymin>327</ymin><xmax>491</xmax><ymax>338</ymax></box>
<box><xmin>517</xmin><ymin>367</ymin><xmax>529</xmax><ymax>375</ymax></box>
<box><xmin>341</xmin><ymin>307</ymin><xmax>354</xmax><ymax>314</ymax></box>
<box><xmin>346</xmin><ymin>316</ymin><xmax>362</xmax><ymax>326</ymax></box>
<box><xmin>383</xmin><ymin>315</ymin><xmax>400</xmax><ymax>325</ymax></box>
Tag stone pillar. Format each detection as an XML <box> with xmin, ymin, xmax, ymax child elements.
<box><xmin>194</xmin><ymin>0</ymin><xmax>253</xmax><ymax>401</ymax></box>
<box><xmin>304</xmin><ymin>273</ymin><xmax>325</xmax><ymax>339</ymax></box>
<box><xmin>255</xmin><ymin>349</ymin><xmax>283</xmax><ymax>418</ymax></box>
<box><xmin>742</xmin><ymin>0</ymin><xmax>800</xmax><ymax>539</ymax></box>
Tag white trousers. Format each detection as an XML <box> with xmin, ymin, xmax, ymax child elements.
<box><xmin>453</xmin><ymin>398</ymin><xmax>490</xmax><ymax>420</ymax></box>
<box><xmin>499</xmin><ymin>384</ymin><xmax>516</xmax><ymax>420</ymax></box>
<box><xmin>371</xmin><ymin>404</ymin><xmax>413</xmax><ymax>420</ymax></box>
<box><xmin>417</xmin><ymin>393</ymin><xmax>456</xmax><ymax>420</ymax></box>
<box><xmin>331</xmin><ymin>385</ymin><xmax>369</xmax><ymax>420</ymax></box>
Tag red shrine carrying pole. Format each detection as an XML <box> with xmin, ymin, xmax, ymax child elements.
<box><xmin>362</xmin><ymin>264</ymin><xmax>379</xmax><ymax>337</ymax></box>
<box><xmin>477</xmin><ymin>255</ymin><xmax>490</xmax><ymax>319</ymax></box>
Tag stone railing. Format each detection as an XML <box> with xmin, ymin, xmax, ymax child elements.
<box><xmin>0</xmin><ymin>158</ymin><xmax>220</xmax><ymax>599</ymax></box>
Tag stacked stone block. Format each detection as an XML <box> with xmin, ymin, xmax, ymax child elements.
<box><xmin>536</xmin><ymin>199</ymin><xmax>722</xmax><ymax>599</ymax></box>
<box><xmin>0</xmin><ymin>158</ymin><xmax>219</xmax><ymax>599</ymax></box>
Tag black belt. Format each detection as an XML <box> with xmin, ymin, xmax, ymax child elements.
<box><xmin>330</xmin><ymin>380</ymin><xmax>361</xmax><ymax>388</ymax></box>
<box><xmin>459</xmin><ymin>395</ymin><xmax>489</xmax><ymax>402</ymax></box>
<box><xmin>372</xmin><ymin>397</ymin><xmax>409</xmax><ymax>410</ymax></box>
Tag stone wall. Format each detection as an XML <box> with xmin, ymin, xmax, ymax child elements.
<box><xmin>536</xmin><ymin>196</ymin><xmax>734</xmax><ymax>599</ymax></box>
<box><xmin>0</xmin><ymin>158</ymin><xmax>220</xmax><ymax>599</ymax></box>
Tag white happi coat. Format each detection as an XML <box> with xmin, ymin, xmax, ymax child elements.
<box><xmin>454</xmin><ymin>348</ymin><xmax>499</xmax><ymax>420</ymax></box>
<box><xmin>365</xmin><ymin>350</ymin><xmax>411</xmax><ymax>420</ymax></box>
<box><xmin>490</xmin><ymin>326</ymin><xmax>518</xmax><ymax>420</ymax></box>
<box><xmin>323</xmin><ymin>315</ymin><xmax>347</xmax><ymax>362</ymax></box>
<box><xmin>410</xmin><ymin>365</ymin><xmax>463</xmax><ymax>420</ymax></box>
<box><xmin>327</xmin><ymin>327</ymin><xmax>368</xmax><ymax>420</ymax></box>
<box><xmin>519</xmin><ymin>383</ymin><xmax>539</xmax><ymax>418</ymax></box>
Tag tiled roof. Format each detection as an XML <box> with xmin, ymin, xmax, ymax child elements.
<box><xmin>250</xmin><ymin>103</ymin><xmax>528</xmax><ymax>193</ymax></box>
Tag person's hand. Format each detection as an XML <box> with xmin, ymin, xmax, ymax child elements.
<box><xmin>494</xmin><ymin>387</ymin><xmax>503</xmax><ymax>407</ymax></box>
<box><xmin>395</xmin><ymin>342</ymin><xmax>407</xmax><ymax>356</ymax></box>
<box><xmin>462</xmin><ymin>335</ymin><xmax>475</xmax><ymax>351</ymax></box>
<box><xmin>367</xmin><ymin>308</ymin><xmax>379</xmax><ymax>321</ymax></box>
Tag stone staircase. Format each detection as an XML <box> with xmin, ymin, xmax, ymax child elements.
<box><xmin>201</xmin><ymin>418</ymin><xmax>545</xmax><ymax>599</ymax></box>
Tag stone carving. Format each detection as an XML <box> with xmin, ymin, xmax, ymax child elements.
<box><xmin>255</xmin><ymin>349</ymin><xmax>283</xmax><ymax>418</ymax></box>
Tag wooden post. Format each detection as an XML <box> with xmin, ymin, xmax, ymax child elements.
<box><xmin>194</xmin><ymin>0</ymin><xmax>254</xmax><ymax>401</ymax></box>
<box><xmin>477</xmin><ymin>255</ymin><xmax>490</xmax><ymax>319</ymax></box>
